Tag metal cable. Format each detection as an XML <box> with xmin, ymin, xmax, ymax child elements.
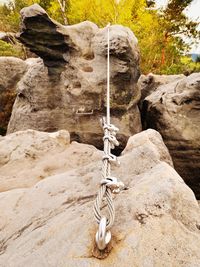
<box><xmin>93</xmin><ymin>24</ymin><xmax>124</xmax><ymax>251</ymax></box>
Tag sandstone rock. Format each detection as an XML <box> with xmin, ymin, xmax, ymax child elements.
<box><xmin>0</xmin><ymin>57</ymin><xmax>27</xmax><ymax>135</ymax></box>
<box><xmin>0</xmin><ymin>57</ymin><xmax>27</xmax><ymax>91</ymax></box>
<box><xmin>0</xmin><ymin>128</ymin><xmax>171</xmax><ymax>193</ymax></box>
<box><xmin>142</xmin><ymin>73</ymin><xmax>200</xmax><ymax>198</ymax></box>
<box><xmin>138</xmin><ymin>73</ymin><xmax>184</xmax><ymax>109</ymax></box>
<box><xmin>0</xmin><ymin>32</ymin><xmax>16</xmax><ymax>44</ymax></box>
<box><xmin>7</xmin><ymin>4</ymin><xmax>142</xmax><ymax>151</ymax></box>
<box><xmin>0</xmin><ymin>129</ymin><xmax>103</xmax><ymax>192</ymax></box>
<box><xmin>0</xmin><ymin>129</ymin><xmax>200</xmax><ymax>266</ymax></box>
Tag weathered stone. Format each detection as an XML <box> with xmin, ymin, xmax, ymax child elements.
<box><xmin>142</xmin><ymin>73</ymin><xmax>200</xmax><ymax>198</ymax></box>
<box><xmin>138</xmin><ymin>73</ymin><xmax>184</xmax><ymax>110</ymax></box>
<box><xmin>0</xmin><ymin>129</ymin><xmax>200</xmax><ymax>266</ymax></box>
<box><xmin>0</xmin><ymin>57</ymin><xmax>27</xmax><ymax>135</ymax></box>
<box><xmin>0</xmin><ymin>129</ymin><xmax>72</xmax><ymax>192</ymax></box>
<box><xmin>0</xmin><ymin>128</ymin><xmax>171</xmax><ymax>192</ymax></box>
<box><xmin>7</xmin><ymin>4</ymin><xmax>142</xmax><ymax>151</ymax></box>
<box><xmin>0</xmin><ymin>32</ymin><xmax>17</xmax><ymax>44</ymax></box>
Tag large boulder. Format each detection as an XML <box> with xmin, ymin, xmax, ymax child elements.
<box><xmin>0</xmin><ymin>129</ymin><xmax>200</xmax><ymax>266</ymax></box>
<box><xmin>142</xmin><ymin>73</ymin><xmax>200</xmax><ymax>198</ymax></box>
<box><xmin>7</xmin><ymin>4</ymin><xmax>142</xmax><ymax>151</ymax></box>
<box><xmin>0</xmin><ymin>57</ymin><xmax>27</xmax><ymax>135</ymax></box>
<box><xmin>0</xmin><ymin>128</ymin><xmax>171</xmax><ymax>193</ymax></box>
<box><xmin>138</xmin><ymin>73</ymin><xmax>185</xmax><ymax>106</ymax></box>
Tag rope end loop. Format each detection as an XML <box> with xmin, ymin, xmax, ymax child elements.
<box><xmin>95</xmin><ymin>217</ymin><xmax>111</xmax><ymax>250</ymax></box>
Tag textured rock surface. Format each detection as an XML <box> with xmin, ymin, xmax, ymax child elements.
<box><xmin>0</xmin><ymin>57</ymin><xmax>27</xmax><ymax>135</ymax></box>
<box><xmin>142</xmin><ymin>73</ymin><xmax>200</xmax><ymax>198</ymax></box>
<box><xmin>0</xmin><ymin>128</ymin><xmax>172</xmax><ymax>192</ymax></box>
<box><xmin>0</xmin><ymin>129</ymin><xmax>200</xmax><ymax>267</ymax></box>
<box><xmin>0</xmin><ymin>129</ymin><xmax>72</xmax><ymax>192</ymax></box>
<box><xmin>7</xmin><ymin>4</ymin><xmax>142</xmax><ymax>151</ymax></box>
<box><xmin>0</xmin><ymin>32</ymin><xmax>16</xmax><ymax>44</ymax></box>
<box><xmin>138</xmin><ymin>73</ymin><xmax>184</xmax><ymax>110</ymax></box>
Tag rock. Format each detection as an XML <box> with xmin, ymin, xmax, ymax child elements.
<box><xmin>0</xmin><ymin>129</ymin><xmax>200</xmax><ymax>266</ymax></box>
<box><xmin>7</xmin><ymin>4</ymin><xmax>142</xmax><ymax>151</ymax></box>
<box><xmin>142</xmin><ymin>73</ymin><xmax>200</xmax><ymax>198</ymax></box>
<box><xmin>0</xmin><ymin>57</ymin><xmax>27</xmax><ymax>91</ymax></box>
<box><xmin>122</xmin><ymin>128</ymin><xmax>173</xmax><ymax>167</ymax></box>
<box><xmin>138</xmin><ymin>73</ymin><xmax>184</xmax><ymax>109</ymax></box>
<box><xmin>0</xmin><ymin>129</ymin><xmax>72</xmax><ymax>192</ymax></box>
<box><xmin>0</xmin><ymin>129</ymin><xmax>109</xmax><ymax>193</ymax></box>
<box><xmin>0</xmin><ymin>32</ymin><xmax>17</xmax><ymax>44</ymax></box>
<box><xmin>0</xmin><ymin>128</ymin><xmax>171</xmax><ymax>192</ymax></box>
<box><xmin>0</xmin><ymin>57</ymin><xmax>27</xmax><ymax>135</ymax></box>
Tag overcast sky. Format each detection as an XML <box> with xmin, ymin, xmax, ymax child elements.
<box><xmin>0</xmin><ymin>0</ymin><xmax>199</xmax><ymax>52</ymax></box>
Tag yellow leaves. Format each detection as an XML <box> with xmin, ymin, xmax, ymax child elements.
<box><xmin>67</xmin><ymin>0</ymin><xmax>119</xmax><ymax>26</ymax></box>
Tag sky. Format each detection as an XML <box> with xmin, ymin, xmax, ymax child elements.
<box><xmin>0</xmin><ymin>0</ymin><xmax>200</xmax><ymax>52</ymax></box>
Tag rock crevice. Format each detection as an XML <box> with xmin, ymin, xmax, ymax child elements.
<box><xmin>141</xmin><ymin>73</ymin><xmax>200</xmax><ymax>198</ymax></box>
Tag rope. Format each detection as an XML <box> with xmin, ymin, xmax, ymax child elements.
<box><xmin>107</xmin><ymin>23</ymin><xmax>110</xmax><ymax>125</ymax></box>
<box><xmin>93</xmin><ymin>23</ymin><xmax>124</xmax><ymax>251</ymax></box>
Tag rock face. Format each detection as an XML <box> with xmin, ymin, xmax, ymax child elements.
<box><xmin>0</xmin><ymin>57</ymin><xmax>27</xmax><ymax>135</ymax></box>
<box><xmin>0</xmin><ymin>129</ymin><xmax>200</xmax><ymax>267</ymax></box>
<box><xmin>142</xmin><ymin>73</ymin><xmax>200</xmax><ymax>198</ymax></box>
<box><xmin>7</xmin><ymin>4</ymin><xmax>142</xmax><ymax>151</ymax></box>
<box><xmin>0</xmin><ymin>129</ymin><xmax>71</xmax><ymax>192</ymax></box>
<box><xmin>138</xmin><ymin>73</ymin><xmax>185</xmax><ymax>106</ymax></box>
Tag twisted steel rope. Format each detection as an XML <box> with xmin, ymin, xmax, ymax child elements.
<box><xmin>93</xmin><ymin>23</ymin><xmax>124</xmax><ymax>251</ymax></box>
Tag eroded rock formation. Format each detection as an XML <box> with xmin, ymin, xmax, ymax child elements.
<box><xmin>7</xmin><ymin>4</ymin><xmax>142</xmax><ymax>151</ymax></box>
<box><xmin>0</xmin><ymin>57</ymin><xmax>27</xmax><ymax>135</ymax></box>
<box><xmin>138</xmin><ymin>73</ymin><xmax>185</xmax><ymax>107</ymax></box>
<box><xmin>142</xmin><ymin>73</ymin><xmax>200</xmax><ymax>198</ymax></box>
<box><xmin>0</xmin><ymin>129</ymin><xmax>200</xmax><ymax>266</ymax></box>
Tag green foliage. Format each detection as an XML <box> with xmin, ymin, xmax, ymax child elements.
<box><xmin>181</xmin><ymin>56</ymin><xmax>200</xmax><ymax>73</ymax></box>
<box><xmin>196</xmin><ymin>55</ymin><xmax>200</xmax><ymax>63</ymax></box>
<box><xmin>159</xmin><ymin>56</ymin><xmax>200</xmax><ymax>75</ymax></box>
<box><xmin>0</xmin><ymin>40</ymin><xmax>25</xmax><ymax>58</ymax></box>
<box><xmin>47</xmin><ymin>0</ymin><xmax>70</xmax><ymax>24</ymax></box>
<box><xmin>0</xmin><ymin>0</ymin><xmax>39</xmax><ymax>32</ymax></box>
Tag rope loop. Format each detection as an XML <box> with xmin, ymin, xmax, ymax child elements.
<box><xmin>102</xmin><ymin>154</ymin><xmax>120</xmax><ymax>165</ymax></box>
<box><xmin>93</xmin><ymin>115</ymin><xmax>124</xmax><ymax>250</ymax></box>
<box><xmin>103</xmin><ymin>123</ymin><xmax>119</xmax><ymax>133</ymax></box>
<box><xmin>95</xmin><ymin>217</ymin><xmax>111</xmax><ymax>250</ymax></box>
<box><xmin>103</xmin><ymin>134</ymin><xmax>119</xmax><ymax>147</ymax></box>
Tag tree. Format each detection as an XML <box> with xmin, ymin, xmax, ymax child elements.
<box><xmin>0</xmin><ymin>0</ymin><xmax>39</xmax><ymax>32</ymax></box>
<box><xmin>158</xmin><ymin>0</ymin><xmax>199</xmax><ymax>65</ymax></box>
<box><xmin>56</xmin><ymin>0</ymin><xmax>68</xmax><ymax>24</ymax></box>
<box><xmin>146</xmin><ymin>0</ymin><xmax>155</xmax><ymax>8</ymax></box>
